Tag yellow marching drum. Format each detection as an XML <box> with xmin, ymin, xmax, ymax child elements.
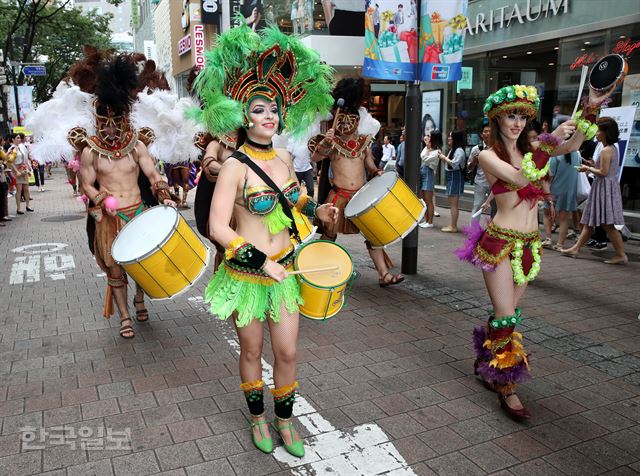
<box><xmin>291</xmin><ymin>209</ymin><xmax>317</xmax><ymax>246</ymax></box>
<box><xmin>295</xmin><ymin>241</ymin><xmax>355</xmax><ymax>320</ymax></box>
<box><xmin>344</xmin><ymin>172</ymin><xmax>426</xmax><ymax>248</ymax></box>
<box><xmin>111</xmin><ymin>206</ymin><xmax>210</xmax><ymax>299</ymax></box>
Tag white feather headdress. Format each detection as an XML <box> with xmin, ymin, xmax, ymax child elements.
<box><xmin>130</xmin><ymin>90</ymin><xmax>203</xmax><ymax>164</ymax></box>
<box><xmin>26</xmin><ymin>82</ymin><xmax>95</xmax><ymax>162</ymax></box>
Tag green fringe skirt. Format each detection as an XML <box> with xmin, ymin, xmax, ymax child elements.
<box><xmin>204</xmin><ymin>246</ymin><xmax>303</xmax><ymax>327</ymax></box>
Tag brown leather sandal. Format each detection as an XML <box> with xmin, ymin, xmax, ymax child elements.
<box><xmin>133</xmin><ymin>298</ymin><xmax>149</xmax><ymax>322</ymax></box>
<box><xmin>119</xmin><ymin>317</ymin><xmax>135</xmax><ymax>339</ymax></box>
<box><xmin>379</xmin><ymin>272</ymin><xmax>405</xmax><ymax>288</ymax></box>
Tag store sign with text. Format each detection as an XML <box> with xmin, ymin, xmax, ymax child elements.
<box><xmin>201</xmin><ymin>0</ymin><xmax>221</xmax><ymax>24</ymax></box>
<box><xmin>178</xmin><ymin>34</ymin><xmax>191</xmax><ymax>56</ymax></box>
<box><xmin>571</xmin><ymin>38</ymin><xmax>640</xmax><ymax>70</ymax></box>
<box><xmin>465</xmin><ymin>0</ymin><xmax>569</xmax><ymax>36</ymax></box>
<box><xmin>194</xmin><ymin>25</ymin><xmax>206</xmax><ymax>69</ymax></box>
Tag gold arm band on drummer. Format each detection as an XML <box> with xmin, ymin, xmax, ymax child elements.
<box><xmin>152</xmin><ymin>180</ymin><xmax>171</xmax><ymax>202</ymax></box>
<box><xmin>93</xmin><ymin>191</ymin><xmax>110</xmax><ymax>208</ymax></box>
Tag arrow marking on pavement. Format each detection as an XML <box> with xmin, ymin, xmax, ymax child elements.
<box><xmin>189</xmin><ymin>296</ymin><xmax>416</xmax><ymax>476</ymax></box>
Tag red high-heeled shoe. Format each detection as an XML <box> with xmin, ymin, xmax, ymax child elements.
<box><xmin>498</xmin><ymin>392</ymin><xmax>531</xmax><ymax>420</ymax></box>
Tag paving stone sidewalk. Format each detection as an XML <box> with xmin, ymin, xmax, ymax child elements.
<box><xmin>1</xmin><ymin>169</ymin><xmax>639</xmax><ymax>476</ymax></box>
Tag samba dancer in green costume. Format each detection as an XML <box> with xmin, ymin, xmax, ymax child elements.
<box><xmin>190</xmin><ymin>21</ymin><xmax>337</xmax><ymax>456</ymax></box>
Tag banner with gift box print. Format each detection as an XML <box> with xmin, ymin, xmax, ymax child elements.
<box><xmin>363</xmin><ymin>0</ymin><xmax>419</xmax><ymax>81</ymax></box>
<box><xmin>363</xmin><ymin>0</ymin><xmax>467</xmax><ymax>82</ymax></box>
<box><xmin>418</xmin><ymin>0</ymin><xmax>467</xmax><ymax>82</ymax></box>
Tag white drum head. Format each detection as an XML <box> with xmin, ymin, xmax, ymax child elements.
<box><xmin>111</xmin><ymin>206</ymin><xmax>179</xmax><ymax>264</ymax></box>
<box><xmin>344</xmin><ymin>172</ymin><xmax>398</xmax><ymax>218</ymax></box>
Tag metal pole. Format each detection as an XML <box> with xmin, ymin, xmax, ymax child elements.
<box><xmin>12</xmin><ymin>64</ymin><xmax>21</xmax><ymax>127</ymax></box>
<box><xmin>401</xmin><ymin>80</ymin><xmax>421</xmax><ymax>275</ymax></box>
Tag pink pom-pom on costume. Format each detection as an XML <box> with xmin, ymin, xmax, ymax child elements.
<box><xmin>77</xmin><ymin>194</ymin><xmax>89</xmax><ymax>205</ymax></box>
<box><xmin>70</xmin><ymin>159</ymin><xmax>81</xmax><ymax>173</ymax></box>
<box><xmin>103</xmin><ymin>196</ymin><xmax>119</xmax><ymax>211</ymax></box>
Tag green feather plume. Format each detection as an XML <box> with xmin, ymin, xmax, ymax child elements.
<box><xmin>188</xmin><ymin>19</ymin><xmax>335</xmax><ymax>138</ymax></box>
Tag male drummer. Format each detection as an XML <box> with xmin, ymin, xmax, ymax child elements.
<box><xmin>78</xmin><ymin>57</ymin><xmax>176</xmax><ymax>339</ymax></box>
<box><xmin>310</xmin><ymin>78</ymin><xmax>404</xmax><ymax>287</ymax></box>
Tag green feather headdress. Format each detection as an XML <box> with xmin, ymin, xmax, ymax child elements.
<box><xmin>188</xmin><ymin>21</ymin><xmax>334</xmax><ymax>139</ymax></box>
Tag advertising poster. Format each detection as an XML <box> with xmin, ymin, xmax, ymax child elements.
<box><xmin>600</xmin><ymin>106</ymin><xmax>638</xmax><ymax>179</ymax></box>
<box><xmin>421</xmin><ymin>90</ymin><xmax>441</xmax><ymax>136</ymax></box>
<box><xmin>418</xmin><ymin>0</ymin><xmax>467</xmax><ymax>82</ymax></box>
<box><xmin>621</xmin><ymin>73</ymin><xmax>640</xmax><ymax>169</ymax></box>
<box><xmin>363</xmin><ymin>0</ymin><xmax>419</xmax><ymax>81</ymax></box>
<box><xmin>7</xmin><ymin>85</ymin><xmax>34</xmax><ymax>129</ymax></box>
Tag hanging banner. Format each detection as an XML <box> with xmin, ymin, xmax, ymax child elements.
<box><xmin>363</xmin><ymin>0</ymin><xmax>467</xmax><ymax>82</ymax></box>
<box><xmin>363</xmin><ymin>0</ymin><xmax>419</xmax><ymax>81</ymax></box>
<box><xmin>419</xmin><ymin>0</ymin><xmax>467</xmax><ymax>82</ymax></box>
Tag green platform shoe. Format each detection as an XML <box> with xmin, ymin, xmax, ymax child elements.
<box><xmin>274</xmin><ymin>417</ymin><xmax>305</xmax><ymax>458</ymax></box>
<box><xmin>250</xmin><ymin>415</ymin><xmax>273</xmax><ymax>454</ymax></box>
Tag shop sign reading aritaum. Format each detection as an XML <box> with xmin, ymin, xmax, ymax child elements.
<box><xmin>465</xmin><ymin>0</ymin><xmax>569</xmax><ymax>36</ymax></box>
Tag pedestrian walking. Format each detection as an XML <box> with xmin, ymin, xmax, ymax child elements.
<box><xmin>7</xmin><ymin>133</ymin><xmax>33</xmax><ymax>214</ymax></box>
<box><xmin>561</xmin><ymin>117</ymin><xmax>627</xmax><ymax>264</ymax></box>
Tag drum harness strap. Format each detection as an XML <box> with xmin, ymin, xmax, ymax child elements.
<box><xmin>233</xmin><ymin>151</ymin><xmax>302</xmax><ymax>244</ymax></box>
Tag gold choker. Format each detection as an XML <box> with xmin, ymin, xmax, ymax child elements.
<box><xmin>242</xmin><ymin>144</ymin><xmax>277</xmax><ymax>161</ymax></box>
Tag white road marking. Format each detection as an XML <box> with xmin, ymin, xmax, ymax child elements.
<box><xmin>11</xmin><ymin>243</ymin><xmax>68</xmax><ymax>254</ymax></box>
<box><xmin>188</xmin><ymin>296</ymin><xmax>416</xmax><ymax>476</ymax></box>
<box><xmin>9</xmin><ymin>242</ymin><xmax>76</xmax><ymax>284</ymax></box>
<box><xmin>43</xmin><ymin>254</ymin><xmax>75</xmax><ymax>280</ymax></box>
<box><xmin>10</xmin><ymin>256</ymin><xmax>41</xmax><ymax>284</ymax></box>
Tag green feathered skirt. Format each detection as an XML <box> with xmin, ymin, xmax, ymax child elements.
<box><xmin>204</xmin><ymin>245</ymin><xmax>303</xmax><ymax>327</ymax></box>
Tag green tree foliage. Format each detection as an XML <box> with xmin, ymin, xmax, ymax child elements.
<box><xmin>0</xmin><ymin>0</ymin><xmax>122</xmax><ymax>104</ymax></box>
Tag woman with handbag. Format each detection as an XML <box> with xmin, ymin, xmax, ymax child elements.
<box><xmin>192</xmin><ymin>23</ymin><xmax>337</xmax><ymax>457</ymax></box>
<box><xmin>418</xmin><ymin>129</ymin><xmax>442</xmax><ymax>228</ymax></box>
<box><xmin>7</xmin><ymin>134</ymin><xmax>33</xmax><ymax>214</ymax></box>
<box><xmin>561</xmin><ymin>117</ymin><xmax>627</xmax><ymax>264</ymax></box>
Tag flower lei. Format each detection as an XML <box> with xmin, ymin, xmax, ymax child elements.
<box><xmin>521</xmin><ymin>152</ymin><xmax>550</xmax><ymax>181</ymax></box>
<box><xmin>573</xmin><ymin>110</ymin><xmax>599</xmax><ymax>141</ymax></box>
<box><xmin>483</xmin><ymin>84</ymin><xmax>540</xmax><ymax>118</ymax></box>
<box><xmin>511</xmin><ymin>240</ymin><xmax>542</xmax><ymax>286</ymax></box>
<box><xmin>521</xmin><ymin>133</ymin><xmax>560</xmax><ymax>182</ymax></box>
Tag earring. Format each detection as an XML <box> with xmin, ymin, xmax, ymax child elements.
<box><xmin>248</xmin><ymin>122</ymin><xmax>255</xmax><ymax>128</ymax></box>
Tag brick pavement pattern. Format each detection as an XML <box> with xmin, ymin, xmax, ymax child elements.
<box><xmin>1</xmin><ymin>168</ymin><xmax>639</xmax><ymax>475</ymax></box>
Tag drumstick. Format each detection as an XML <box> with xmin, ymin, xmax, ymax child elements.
<box><xmin>471</xmin><ymin>208</ymin><xmax>484</xmax><ymax>219</ymax></box>
<box><xmin>289</xmin><ymin>266</ymin><xmax>339</xmax><ymax>275</ymax></box>
<box><xmin>331</xmin><ymin>98</ymin><xmax>345</xmax><ymax>131</ymax></box>
<box><xmin>571</xmin><ymin>66</ymin><xmax>589</xmax><ymax>119</ymax></box>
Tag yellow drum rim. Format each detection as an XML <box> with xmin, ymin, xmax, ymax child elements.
<box><xmin>294</xmin><ymin>240</ymin><xmax>354</xmax><ymax>289</ymax></box>
<box><xmin>112</xmin><ymin>205</ymin><xmax>180</xmax><ymax>265</ymax></box>
<box><xmin>344</xmin><ymin>172</ymin><xmax>399</xmax><ymax>219</ymax></box>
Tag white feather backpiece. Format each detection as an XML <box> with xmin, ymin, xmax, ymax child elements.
<box><xmin>26</xmin><ymin>83</ymin><xmax>95</xmax><ymax>162</ymax></box>
<box><xmin>357</xmin><ymin>107</ymin><xmax>381</xmax><ymax>137</ymax></box>
<box><xmin>131</xmin><ymin>90</ymin><xmax>203</xmax><ymax>164</ymax></box>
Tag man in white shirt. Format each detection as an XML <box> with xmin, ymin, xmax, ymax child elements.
<box><xmin>380</xmin><ymin>135</ymin><xmax>395</xmax><ymax>170</ymax></box>
<box><xmin>468</xmin><ymin>124</ymin><xmax>492</xmax><ymax>222</ymax></box>
<box><xmin>289</xmin><ymin>141</ymin><xmax>315</xmax><ymax>198</ymax></box>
